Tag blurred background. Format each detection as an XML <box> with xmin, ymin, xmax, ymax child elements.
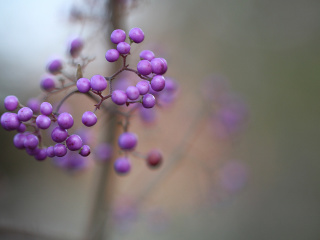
<box><xmin>0</xmin><ymin>0</ymin><xmax>320</xmax><ymax>239</ymax></box>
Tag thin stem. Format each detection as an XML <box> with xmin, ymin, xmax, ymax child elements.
<box><xmin>54</xmin><ymin>90</ymin><xmax>80</xmax><ymax>113</ymax></box>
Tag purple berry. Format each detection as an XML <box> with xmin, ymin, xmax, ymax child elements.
<box><xmin>90</xmin><ymin>75</ymin><xmax>107</xmax><ymax>92</ymax></box>
<box><xmin>151</xmin><ymin>75</ymin><xmax>165</xmax><ymax>92</ymax></box>
<box><xmin>151</xmin><ymin>58</ymin><xmax>166</xmax><ymax>75</ymax></box>
<box><xmin>118</xmin><ymin>132</ymin><xmax>137</xmax><ymax>150</ymax></box>
<box><xmin>112</xmin><ymin>90</ymin><xmax>127</xmax><ymax>105</ymax></box>
<box><xmin>4</xmin><ymin>95</ymin><xmax>19</xmax><ymax>111</ymax></box>
<box><xmin>13</xmin><ymin>133</ymin><xmax>26</xmax><ymax>149</ymax></box>
<box><xmin>57</xmin><ymin>112</ymin><xmax>74</xmax><ymax>129</ymax></box>
<box><xmin>126</xmin><ymin>86</ymin><xmax>140</xmax><ymax>100</ymax></box>
<box><xmin>117</xmin><ymin>42</ymin><xmax>131</xmax><ymax>55</ymax></box>
<box><xmin>27</xmin><ymin>98</ymin><xmax>40</xmax><ymax>113</ymax></box>
<box><xmin>51</xmin><ymin>126</ymin><xmax>68</xmax><ymax>143</ymax></box>
<box><xmin>136</xmin><ymin>80</ymin><xmax>150</xmax><ymax>95</ymax></box>
<box><xmin>79</xmin><ymin>145</ymin><xmax>90</xmax><ymax>157</ymax></box>
<box><xmin>82</xmin><ymin>111</ymin><xmax>97</xmax><ymax>127</ymax></box>
<box><xmin>54</xmin><ymin>143</ymin><xmax>67</xmax><ymax>157</ymax></box>
<box><xmin>40</xmin><ymin>102</ymin><xmax>53</xmax><ymax>116</ymax></box>
<box><xmin>26</xmin><ymin>147</ymin><xmax>40</xmax><ymax>156</ymax></box>
<box><xmin>17</xmin><ymin>123</ymin><xmax>26</xmax><ymax>133</ymax></box>
<box><xmin>94</xmin><ymin>143</ymin><xmax>113</xmax><ymax>162</ymax></box>
<box><xmin>47</xmin><ymin>146</ymin><xmax>55</xmax><ymax>158</ymax></box>
<box><xmin>24</xmin><ymin>134</ymin><xmax>39</xmax><ymax>149</ymax></box>
<box><xmin>68</xmin><ymin>37</ymin><xmax>84</xmax><ymax>58</ymax></box>
<box><xmin>77</xmin><ymin>77</ymin><xmax>91</xmax><ymax>93</ymax></box>
<box><xmin>137</xmin><ymin>60</ymin><xmax>152</xmax><ymax>75</ymax></box>
<box><xmin>47</xmin><ymin>58</ymin><xmax>63</xmax><ymax>75</ymax></box>
<box><xmin>34</xmin><ymin>148</ymin><xmax>47</xmax><ymax>161</ymax></box>
<box><xmin>17</xmin><ymin>107</ymin><xmax>33</xmax><ymax>122</ymax></box>
<box><xmin>129</xmin><ymin>28</ymin><xmax>144</xmax><ymax>43</ymax></box>
<box><xmin>146</xmin><ymin>149</ymin><xmax>162</xmax><ymax>168</ymax></box>
<box><xmin>159</xmin><ymin>58</ymin><xmax>168</xmax><ymax>74</ymax></box>
<box><xmin>114</xmin><ymin>157</ymin><xmax>131</xmax><ymax>175</ymax></box>
<box><xmin>1</xmin><ymin>112</ymin><xmax>20</xmax><ymax>131</ymax></box>
<box><xmin>40</xmin><ymin>76</ymin><xmax>55</xmax><ymax>91</ymax></box>
<box><xmin>36</xmin><ymin>115</ymin><xmax>51</xmax><ymax>129</ymax></box>
<box><xmin>105</xmin><ymin>49</ymin><xmax>120</xmax><ymax>62</ymax></box>
<box><xmin>66</xmin><ymin>134</ymin><xmax>83</xmax><ymax>151</ymax></box>
<box><xmin>110</xmin><ymin>29</ymin><xmax>126</xmax><ymax>44</ymax></box>
<box><xmin>140</xmin><ymin>50</ymin><xmax>155</xmax><ymax>61</ymax></box>
<box><xmin>142</xmin><ymin>94</ymin><xmax>156</xmax><ymax>108</ymax></box>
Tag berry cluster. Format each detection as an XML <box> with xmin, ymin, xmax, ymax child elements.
<box><xmin>1</xmin><ymin>28</ymin><xmax>177</xmax><ymax>175</ymax></box>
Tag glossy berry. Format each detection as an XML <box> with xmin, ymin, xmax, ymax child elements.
<box><xmin>1</xmin><ymin>112</ymin><xmax>20</xmax><ymax>131</ymax></box>
<box><xmin>47</xmin><ymin>59</ymin><xmax>63</xmax><ymax>75</ymax></box>
<box><xmin>142</xmin><ymin>94</ymin><xmax>156</xmax><ymax>108</ymax></box>
<box><xmin>36</xmin><ymin>115</ymin><xmax>51</xmax><ymax>129</ymax></box>
<box><xmin>40</xmin><ymin>76</ymin><xmax>55</xmax><ymax>91</ymax></box>
<box><xmin>159</xmin><ymin>58</ymin><xmax>168</xmax><ymax>74</ymax></box>
<box><xmin>79</xmin><ymin>145</ymin><xmax>90</xmax><ymax>157</ymax></box>
<box><xmin>118</xmin><ymin>132</ymin><xmax>137</xmax><ymax>150</ymax></box>
<box><xmin>82</xmin><ymin>111</ymin><xmax>97</xmax><ymax>127</ymax></box>
<box><xmin>4</xmin><ymin>95</ymin><xmax>19</xmax><ymax>111</ymax></box>
<box><xmin>24</xmin><ymin>134</ymin><xmax>39</xmax><ymax>149</ymax></box>
<box><xmin>140</xmin><ymin>50</ymin><xmax>155</xmax><ymax>61</ymax></box>
<box><xmin>90</xmin><ymin>75</ymin><xmax>107</xmax><ymax>92</ymax></box>
<box><xmin>66</xmin><ymin>134</ymin><xmax>83</xmax><ymax>151</ymax></box>
<box><xmin>54</xmin><ymin>143</ymin><xmax>67</xmax><ymax>157</ymax></box>
<box><xmin>77</xmin><ymin>77</ymin><xmax>91</xmax><ymax>93</ymax></box>
<box><xmin>51</xmin><ymin>126</ymin><xmax>68</xmax><ymax>143</ymax></box>
<box><xmin>34</xmin><ymin>148</ymin><xmax>47</xmax><ymax>161</ymax></box>
<box><xmin>40</xmin><ymin>102</ymin><xmax>53</xmax><ymax>116</ymax></box>
<box><xmin>126</xmin><ymin>86</ymin><xmax>140</xmax><ymax>100</ymax></box>
<box><xmin>129</xmin><ymin>28</ymin><xmax>144</xmax><ymax>43</ymax></box>
<box><xmin>117</xmin><ymin>42</ymin><xmax>131</xmax><ymax>55</ymax></box>
<box><xmin>69</xmin><ymin>37</ymin><xmax>84</xmax><ymax>58</ymax></box>
<box><xmin>137</xmin><ymin>60</ymin><xmax>152</xmax><ymax>75</ymax></box>
<box><xmin>110</xmin><ymin>29</ymin><xmax>126</xmax><ymax>44</ymax></box>
<box><xmin>27</xmin><ymin>98</ymin><xmax>40</xmax><ymax>113</ymax></box>
<box><xmin>17</xmin><ymin>107</ymin><xmax>33</xmax><ymax>122</ymax></box>
<box><xmin>114</xmin><ymin>157</ymin><xmax>131</xmax><ymax>175</ymax></box>
<box><xmin>57</xmin><ymin>112</ymin><xmax>74</xmax><ymax>129</ymax></box>
<box><xmin>17</xmin><ymin>123</ymin><xmax>26</xmax><ymax>133</ymax></box>
<box><xmin>112</xmin><ymin>90</ymin><xmax>127</xmax><ymax>105</ymax></box>
<box><xmin>47</xmin><ymin>146</ymin><xmax>55</xmax><ymax>158</ymax></box>
<box><xmin>26</xmin><ymin>147</ymin><xmax>40</xmax><ymax>156</ymax></box>
<box><xmin>146</xmin><ymin>149</ymin><xmax>163</xmax><ymax>168</ymax></box>
<box><xmin>136</xmin><ymin>80</ymin><xmax>150</xmax><ymax>95</ymax></box>
<box><xmin>151</xmin><ymin>58</ymin><xmax>167</xmax><ymax>75</ymax></box>
<box><xmin>13</xmin><ymin>133</ymin><xmax>26</xmax><ymax>149</ymax></box>
<box><xmin>105</xmin><ymin>49</ymin><xmax>120</xmax><ymax>62</ymax></box>
<box><xmin>151</xmin><ymin>75</ymin><xmax>166</xmax><ymax>92</ymax></box>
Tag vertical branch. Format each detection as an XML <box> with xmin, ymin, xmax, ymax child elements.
<box><xmin>84</xmin><ymin>1</ymin><xmax>126</xmax><ymax>240</ymax></box>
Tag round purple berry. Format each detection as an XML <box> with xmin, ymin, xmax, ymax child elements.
<box><xmin>66</xmin><ymin>134</ymin><xmax>83</xmax><ymax>151</ymax></box>
<box><xmin>57</xmin><ymin>112</ymin><xmax>74</xmax><ymax>129</ymax></box>
<box><xmin>54</xmin><ymin>143</ymin><xmax>67</xmax><ymax>157</ymax></box>
<box><xmin>140</xmin><ymin>50</ymin><xmax>155</xmax><ymax>61</ymax></box>
<box><xmin>129</xmin><ymin>28</ymin><xmax>144</xmax><ymax>43</ymax></box>
<box><xmin>90</xmin><ymin>75</ymin><xmax>107</xmax><ymax>92</ymax></box>
<box><xmin>117</xmin><ymin>42</ymin><xmax>131</xmax><ymax>55</ymax></box>
<box><xmin>136</xmin><ymin>80</ymin><xmax>150</xmax><ymax>95</ymax></box>
<box><xmin>110</xmin><ymin>29</ymin><xmax>126</xmax><ymax>44</ymax></box>
<box><xmin>114</xmin><ymin>157</ymin><xmax>131</xmax><ymax>175</ymax></box>
<box><xmin>137</xmin><ymin>60</ymin><xmax>152</xmax><ymax>76</ymax></box>
<box><xmin>68</xmin><ymin>37</ymin><xmax>84</xmax><ymax>58</ymax></box>
<box><xmin>118</xmin><ymin>132</ymin><xmax>137</xmax><ymax>150</ymax></box>
<box><xmin>151</xmin><ymin>75</ymin><xmax>166</xmax><ymax>92</ymax></box>
<box><xmin>112</xmin><ymin>90</ymin><xmax>127</xmax><ymax>105</ymax></box>
<box><xmin>47</xmin><ymin>58</ymin><xmax>63</xmax><ymax>75</ymax></box>
<box><xmin>77</xmin><ymin>77</ymin><xmax>91</xmax><ymax>93</ymax></box>
<box><xmin>79</xmin><ymin>145</ymin><xmax>91</xmax><ymax>157</ymax></box>
<box><xmin>105</xmin><ymin>49</ymin><xmax>120</xmax><ymax>62</ymax></box>
<box><xmin>17</xmin><ymin>123</ymin><xmax>26</xmax><ymax>133</ymax></box>
<box><xmin>24</xmin><ymin>134</ymin><xmax>39</xmax><ymax>149</ymax></box>
<box><xmin>36</xmin><ymin>115</ymin><xmax>51</xmax><ymax>129</ymax></box>
<box><xmin>13</xmin><ymin>133</ymin><xmax>26</xmax><ymax>149</ymax></box>
<box><xmin>27</xmin><ymin>98</ymin><xmax>40</xmax><ymax>113</ymax></box>
<box><xmin>51</xmin><ymin>126</ymin><xmax>68</xmax><ymax>143</ymax></box>
<box><xmin>26</xmin><ymin>147</ymin><xmax>40</xmax><ymax>156</ymax></box>
<box><xmin>40</xmin><ymin>102</ymin><xmax>53</xmax><ymax>116</ymax></box>
<box><xmin>142</xmin><ymin>94</ymin><xmax>156</xmax><ymax>108</ymax></box>
<box><xmin>1</xmin><ymin>112</ymin><xmax>20</xmax><ymax>131</ymax></box>
<box><xmin>47</xmin><ymin>146</ymin><xmax>55</xmax><ymax>158</ymax></box>
<box><xmin>17</xmin><ymin>107</ymin><xmax>33</xmax><ymax>122</ymax></box>
<box><xmin>40</xmin><ymin>76</ymin><xmax>55</xmax><ymax>91</ymax></box>
<box><xmin>82</xmin><ymin>111</ymin><xmax>97</xmax><ymax>127</ymax></box>
<box><xmin>4</xmin><ymin>95</ymin><xmax>19</xmax><ymax>111</ymax></box>
<box><xmin>34</xmin><ymin>148</ymin><xmax>47</xmax><ymax>161</ymax></box>
<box><xmin>126</xmin><ymin>86</ymin><xmax>140</xmax><ymax>100</ymax></box>
<box><xmin>151</xmin><ymin>58</ymin><xmax>166</xmax><ymax>75</ymax></box>
<box><xmin>159</xmin><ymin>58</ymin><xmax>168</xmax><ymax>74</ymax></box>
